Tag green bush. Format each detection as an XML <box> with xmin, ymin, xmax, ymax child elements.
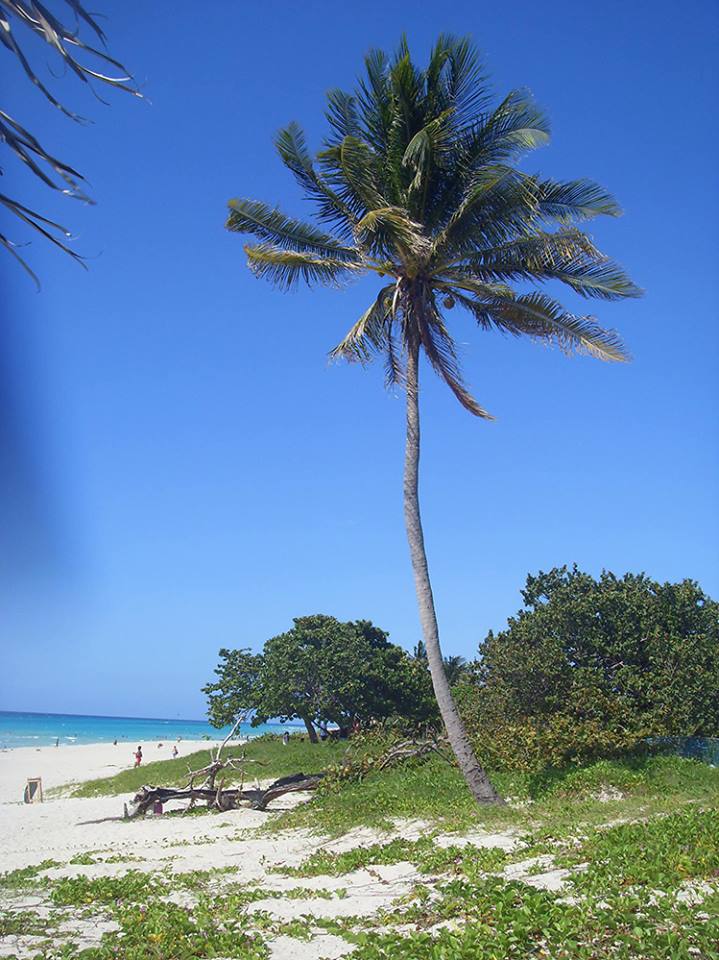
<box><xmin>458</xmin><ymin>566</ymin><xmax>718</xmax><ymax>771</ymax></box>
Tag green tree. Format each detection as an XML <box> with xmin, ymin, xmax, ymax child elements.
<box><xmin>204</xmin><ymin>614</ymin><xmax>435</xmax><ymax>740</ymax></box>
<box><xmin>226</xmin><ymin>36</ymin><xmax>639</xmax><ymax>803</ymax></box>
<box><xmin>473</xmin><ymin>566</ymin><xmax>719</xmax><ymax>741</ymax></box>
<box><xmin>1</xmin><ymin>1</ymin><xmax>140</xmax><ymax>283</ymax></box>
<box><xmin>203</xmin><ymin>648</ymin><xmax>263</xmax><ymax>731</ymax></box>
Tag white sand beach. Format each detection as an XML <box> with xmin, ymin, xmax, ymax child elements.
<box><xmin>0</xmin><ymin>740</ymin><xmax>520</xmax><ymax>959</ymax></box>
<box><xmin>0</xmin><ymin>740</ymin><xmax>212</xmax><ymax>805</ymax></box>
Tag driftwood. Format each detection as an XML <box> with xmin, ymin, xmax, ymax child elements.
<box><xmin>121</xmin><ymin>727</ymin><xmax>443</xmax><ymax>820</ymax></box>
<box><xmin>124</xmin><ymin>772</ymin><xmax>324</xmax><ymax>819</ymax></box>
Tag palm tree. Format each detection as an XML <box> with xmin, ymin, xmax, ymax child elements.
<box><xmin>226</xmin><ymin>36</ymin><xmax>640</xmax><ymax>804</ymax></box>
<box><xmin>443</xmin><ymin>655</ymin><xmax>469</xmax><ymax>686</ymax></box>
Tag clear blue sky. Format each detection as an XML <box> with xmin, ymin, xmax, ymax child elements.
<box><xmin>2</xmin><ymin>0</ymin><xmax>717</xmax><ymax>719</ymax></box>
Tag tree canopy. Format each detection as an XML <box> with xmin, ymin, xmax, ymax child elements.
<box><xmin>204</xmin><ymin>614</ymin><xmax>436</xmax><ymax>739</ymax></box>
<box><xmin>468</xmin><ymin>566</ymin><xmax>719</xmax><ymax>745</ymax></box>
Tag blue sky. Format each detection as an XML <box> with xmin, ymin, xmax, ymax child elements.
<box><xmin>2</xmin><ymin>0</ymin><xmax>717</xmax><ymax>719</ymax></box>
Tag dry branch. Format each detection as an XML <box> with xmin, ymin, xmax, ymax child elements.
<box><xmin>123</xmin><ymin>773</ymin><xmax>324</xmax><ymax>818</ymax></box>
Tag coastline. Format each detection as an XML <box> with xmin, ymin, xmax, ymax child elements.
<box><xmin>0</xmin><ymin>709</ymin><xmax>293</xmax><ymax>749</ymax></box>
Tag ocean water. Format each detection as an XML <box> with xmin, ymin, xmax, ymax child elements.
<box><xmin>0</xmin><ymin>711</ymin><xmax>295</xmax><ymax>749</ymax></box>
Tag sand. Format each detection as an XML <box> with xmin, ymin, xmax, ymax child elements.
<box><xmin>0</xmin><ymin>740</ymin><xmax>212</xmax><ymax>804</ymax></box>
<box><xmin>0</xmin><ymin>742</ymin><xmax>520</xmax><ymax>959</ymax></box>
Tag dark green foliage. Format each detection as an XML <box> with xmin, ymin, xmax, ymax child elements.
<box><xmin>204</xmin><ymin>614</ymin><xmax>437</xmax><ymax>735</ymax></box>
<box><xmin>458</xmin><ymin>566</ymin><xmax>719</xmax><ymax>769</ymax></box>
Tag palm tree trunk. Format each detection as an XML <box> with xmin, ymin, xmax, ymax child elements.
<box><xmin>403</xmin><ymin>339</ymin><xmax>503</xmax><ymax>805</ymax></box>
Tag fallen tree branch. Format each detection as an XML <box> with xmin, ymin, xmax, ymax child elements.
<box><xmin>121</xmin><ymin>732</ymin><xmax>443</xmax><ymax>820</ymax></box>
<box><xmin>123</xmin><ymin>772</ymin><xmax>324</xmax><ymax>818</ymax></box>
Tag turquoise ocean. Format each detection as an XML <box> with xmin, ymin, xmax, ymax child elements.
<box><xmin>0</xmin><ymin>711</ymin><xmax>295</xmax><ymax>749</ymax></box>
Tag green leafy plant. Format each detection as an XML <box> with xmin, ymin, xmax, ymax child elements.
<box><xmin>204</xmin><ymin>615</ymin><xmax>436</xmax><ymax>741</ymax></box>
<box><xmin>458</xmin><ymin>566</ymin><xmax>719</xmax><ymax>771</ymax></box>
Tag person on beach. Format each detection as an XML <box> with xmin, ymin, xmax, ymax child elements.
<box><xmin>134</xmin><ymin>746</ymin><xmax>143</xmax><ymax>767</ymax></box>
<box><xmin>55</xmin><ymin>737</ymin><xmax>59</xmax><ymax>747</ymax></box>
<box><xmin>282</xmin><ymin>731</ymin><xmax>290</xmax><ymax>746</ymax></box>
<box><xmin>172</xmin><ymin>745</ymin><xmax>178</xmax><ymax>758</ymax></box>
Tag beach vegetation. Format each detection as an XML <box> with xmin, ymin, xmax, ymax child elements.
<box><xmin>277</xmin><ymin>751</ymin><xmax>719</xmax><ymax>837</ymax></box>
<box><xmin>71</xmin><ymin>735</ymin><xmax>347</xmax><ymax>798</ymax></box>
<box><xmin>455</xmin><ymin>566</ymin><xmax>719</xmax><ymax>771</ymax></box>
<box><xmin>204</xmin><ymin>614</ymin><xmax>436</xmax><ymax>741</ymax></box>
<box><xmin>225</xmin><ymin>34</ymin><xmax>640</xmax><ymax>805</ymax></box>
<box><xmin>4</xmin><ymin>766</ymin><xmax>718</xmax><ymax>959</ymax></box>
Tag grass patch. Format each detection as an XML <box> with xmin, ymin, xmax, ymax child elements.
<box><xmin>71</xmin><ymin>735</ymin><xmax>348</xmax><ymax>798</ymax></box>
<box><xmin>277</xmin><ymin>753</ymin><xmax>719</xmax><ymax>836</ymax></box>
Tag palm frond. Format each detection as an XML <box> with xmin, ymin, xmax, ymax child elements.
<box><xmin>460</xmin><ymin>89</ymin><xmax>551</xmax><ymax>171</ymax></box>
<box><xmin>226</xmin><ymin>199</ymin><xmax>358</xmax><ymax>260</ymax></box>
<box><xmin>0</xmin><ymin>192</ymin><xmax>85</xmax><ymax>287</ymax></box>
<box><xmin>435</xmin><ymin>274</ymin><xmax>516</xmax><ymax>301</ymax></box>
<box><xmin>0</xmin><ymin>0</ymin><xmax>141</xmax><ymax>120</ymax></box>
<box><xmin>324</xmin><ymin>89</ymin><xmax>361</xmax><ymax>145</ymax></box>
<box><xmin>355</xmin><ymin>206</ymin><xmax>429</xmax><ymax>262</ymax></box>
<box><xmin>402</xmin><ymin>109</ymin><xmax>454</xmax><ymax>206</ymax></box>
<box><xmin>337</xmin><ymin>136</ymin><xmax>386</xmax><ymax>213</ymax></box>
<box><xmin>0</xmin><ymin>110</ymin><xmax>88</xmax><ymax>198</ymax></box>
<box><xmin>356</xmin><ymin>47</ymin><xmax>393</xmax><ymax>154</ymax></box>
<box><xmin>480</xmin><ymin>292</ymin><xmax>630</xmax><ymax>361</ymax></box>
<box><xmin>329</xmin><ymin>283</ymin><xmax>396</xmax><ymax>363</ymax></box>
<box><xmin>440</xmin><ymin>35</ymin><xmax>490</xmax><ymax>127</ymax></box>
<box><xmin>433</xmin><ymin>165</ymin><xmax>541</xmax><ymax>257</ymax></box>
<box><xmin>447</xmin><ymin>228</ymin><xmax>641</xmax><ymax>300</ymax></box>
<box><xmin>415</xmin><ymin>298</ymin><xmax>494</xmax><ymax>418</ymax></box>
<box><xmin>244</xmin><ymin>243</ymin><xmax>360</xmax><ymax>290</ymax></box>
<box><xmin>425</xmin><ymin>90</ymin><xmax>549</xmax><ymax>231</ymax></box>
<box><xmin>274</xmin><ymin>122</ymin><xmax>357</xmax><ymax>240</ymax></box>
<box><xmin>0</xmin><ymin>0</ymin><xmax>140</xmax><ymax>279</ymax></box>
<box><xmin>537</xmin><ymin>179</ymin><xmax>622</xmax><ymax>222</ymax></box>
